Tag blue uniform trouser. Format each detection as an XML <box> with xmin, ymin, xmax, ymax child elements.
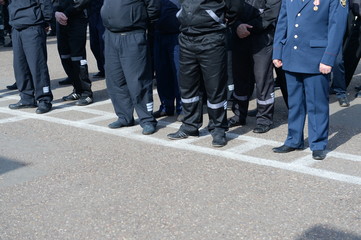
<box><xmin>89</xmin><ymin>12</ymin><xmax>105</xmax><ymax>74</ymax></box>
<box><xmin>178</xmin><ymin>31</ymin><xmax>228</xmax><ymax>134</ymax></box>
<box><xmin>153</xmin><ymin>31</ymin><xmax>181</xmax><ymax>114</ymax></box>
<box><xmin>12</xmin><ymin>26</ymin><xmax>53</xmax><ymax>105</ymax></box>
<box><xmin>104</xmin><ymin>29</ymin><xmax>157</xmax><ymax>127</ymax></box>
<box><xmin>285</xmin><ymin>72</ymin><xmax>329</xmax><ymax>151</ymax></box>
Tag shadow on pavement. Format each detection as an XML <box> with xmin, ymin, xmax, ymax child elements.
<box><xmin>0</xmin><ymin>157</ymin><xmax>28</xmax><ymax>175</ymax></box>
<box><xmin>296</xmin><ymin>224</ymin><xmax>361</xmax><ymax>240</ymax></box>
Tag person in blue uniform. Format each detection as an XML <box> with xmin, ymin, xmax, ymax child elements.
<box><xmin>7</xmin><ymin>0</ymin><xmax>54</xmax><ymax>114</ymax></box>
<box><xmin>272</xmin><ymin>0</ymin><xmax>348</xmax><ymax>160</ymax></box>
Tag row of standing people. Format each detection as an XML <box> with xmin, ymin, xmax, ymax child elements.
<box><xmin>3</xmin><ymin>0</ymin><xmax>354</xmax><ymax>160</ymax></box>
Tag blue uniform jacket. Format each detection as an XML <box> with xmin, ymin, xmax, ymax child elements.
<box><xmin>273</xmin><ymin>0</ymin><xmax>348</xmax><ymax>74</ymax></box>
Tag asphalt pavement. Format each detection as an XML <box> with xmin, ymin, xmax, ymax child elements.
<box><xmin>0</xmin><ymin>35</ymin><xmax>361</xmax><ymax>240</ymax></box>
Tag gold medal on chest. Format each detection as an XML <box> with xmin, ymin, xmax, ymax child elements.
<box><xmin>313</xmin><ymin>5</ymin><xmax>318</xmax><ymax>10</ymax></box>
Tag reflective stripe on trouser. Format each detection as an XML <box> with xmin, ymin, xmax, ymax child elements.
<box><xmin>104</xmin><ymin>29</ymin><xmax>156</xmax><ymax>127</ymax></box>
<box><xmin>178</xmin><ymin>32</ymin><xmax>228</xmax><ymax>133</ymax></box>
<box><xmin>12</xmin><ymin>26</ymin><xmax>53</xmax><ymax>104</ymax></box>
<box><xmin>232</xmin><ymin>30</ymin><xmax>275</xmax><ymax>126</ymax></box>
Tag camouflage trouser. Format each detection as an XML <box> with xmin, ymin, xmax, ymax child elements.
<box><xmin>0</xmin><ymin>5</ymin><xmax>4</xmax><ymax>44</ymax></box>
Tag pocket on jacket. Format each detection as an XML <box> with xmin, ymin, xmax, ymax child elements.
<box><xmin>310</xmin><ymin>40</ymin><xmax>327</xmax><ymax>47</ymax></box>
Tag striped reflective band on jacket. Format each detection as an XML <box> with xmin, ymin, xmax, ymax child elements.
<box><xmin>206</xmin><ymin>10</ymin><xmax>226</xmax><ymax>28</ymax></box>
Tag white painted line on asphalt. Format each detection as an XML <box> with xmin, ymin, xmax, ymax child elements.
<box><xmin>291</xmin><ymin>156</ymin><xmax>317</xmax><ymax>167</ymax></box>
<box><xmin>78</xmin><ymin>115</ymin><xmax>114</xmax><ymax>124</ymax></box>
<box><xmin>227</xmin><ymin>141</ymin><xmax>266</xmax><ymax>154</ymax></box>
<box><xmin>0</xmin><ymin>116</ymin><xmax>28</xmax><ymax>124</ymax></box>
<box><xmin>1</xmin><ymin>107</ymin><xmax>361</xmax><ymax>186</ymax></box>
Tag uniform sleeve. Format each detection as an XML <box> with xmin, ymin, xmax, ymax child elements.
<box><xmin>144</xmin><ymin>0</ymin><xmax>160</xmax><ymax>22</ymax></box>
<box><xmin>63</xmin><ymin>0</ymin><xmax>91</xmax><ymax>17</ymax></box>
<box><xmin>321</xmin><ymin>0</ymin><xmax>348</xmax><ymax>66</ymax></box>
<box><xmin>272</xmin><ymin>0</ymin><xmax>287</xmax><ymax>60</ymax></box>
<box><xmin>39</xmin><ymin>0</ymin><xmax>53</xmax><ymax>22</ymax></box>
<box><xmin>247</xmin><ymin>0</ymin><xmax>282</xmax><ymax>33</ymax></box>
<box><xmin>226</xmin><ymin>0</ymin><xmax>242</xmax><ymax>25</ymax></box>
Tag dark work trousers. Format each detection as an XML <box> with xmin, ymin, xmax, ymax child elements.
<box><xmin>275</xmin><ymin>66</ymin><xmax>288</xmax><ymax>108</ymax></box>
<box><xmin>232</xmin><ymin>30</ymin><xmax>275</xmax><ymax>126</ymax></box>
<box><xmin>178</xmin><ymin>31</ymin><xmax>228</xmax><ymax>134</ymax></box>
<box><xmin>343</xmin><ymin>13</ymin><xmax>361</xmax><ymax>87</ymax></box>
<box><xmin>226</xmin><ymin>27</ymin><xmax>234</xmax><ymax>101</ymax></box>
<box><xmin>104</xmin><ymin>29</ymin><xmax>157</xmax><ymax>127</ymax></box>
<box><xmin>57</xmin><ymin>16</ymin><xmax>92</xmax><ymax>97</ymax></box>
<box><xmin>153</xmin><ymin>31</ymin><xmax>181</xmax><ymax>114</ymax></box>
<box><xmin>285</xmin><ymin>72</ymin><xmax>329</xmax><ymax>151</ymax></box>
<box><xmin>331</xmin><ymin>48</ymin><xmax>347</xmax><ymax>98</ymax></box>
<box><xmin>12</xmin><ymin>26</ymin><xmax>53</xmax><ymax>105</ymax></box>
<box><xmin>89</xmin><ymin>11</ymin><xmax>105</xmax><ymax>74</ymax></box>
<box><xmin>0</xmin><ymin>5</ymin><xmax>4</xmax><ymax>44</ymax></box>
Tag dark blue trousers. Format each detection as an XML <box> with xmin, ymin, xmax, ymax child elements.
<box><xmin>89</xmin><ymin>12</ymin><xmax>105</xmax><ymax>74</ymax></box>
<box><xmin>104</xmin><ymin>29</ymin><xmax>157</xmax><ymax>127</ymax></box>
<box><xmin>12</xmin><ymin>26</ymin><xmax>53</xmax><ymax>104</ymax></box>
<box><xmin>285</xmin><ymin>72</ymin><xmax>329</xmax><ymax>151</ymax></box>
<box><xmin>153</xmin><ymin>31</ymin><xmax>181</xmax><ymax>114</ymax></box>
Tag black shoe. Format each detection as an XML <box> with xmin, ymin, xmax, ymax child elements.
<box><xmin>142</xmin><ymin>124</ymin><xmax>156</xmax><ymax>135</ymax></box>
<box><xmin>93</xmin><ymin>72</ymin><xmax>105</xmax><ymax>78</ymax></box>
<box><xmin>9</xmin><ymin>101</ymin><xmax>37</xmax><ymax>110</ymax></box>
<box><xmin>272</xmin><ymin>145</ymin><xmax>299</xmax><ymax>153</ymax></box>
<box><xmin>253</xmin><ymin>124</ymin><xmax>272</xmax><ymax>134</ymax></box>
<box><xmin>228</xmin><ymin>116</ymin><xmax>246</xmax><ymax>128</ymax></box>
<box><xmin>6</xmin><ymin>83</ymin><xmax>17</xmax><ymax>90</ymax></box>
<box><xmin>36</xmin><ymin>102</ymin><xmax>52</xmax><ymax>114</ymax></box>
<box><xmin>355</xmin><ymin>85</ymin><xmax>361</xmax><ymax>91</ymax></box>
<box><xmin>108</xmin><ymin>119</ymin><xmax>134</xmax><ymax>129</ymax></box>
<box><xmin>75</xmin><ymin>96</ymin><xmax>93</xmax><ymax>106</ymax></box>
<box><xmin>247</xmin><ymin>109</ymin><xmax>257</xmax><ymax>117</ymax></box>
<box><xmin>153</xmin><ymin>110</ymin><xmax>174</xmax><ymax>118</ymax></box>
<box><xmin>337</xmin><ymin>96</ymin><xmax>350</xmax><ymax>107</ymax></box>
<box><xmin>167</xmin><ymin>130</ymin><xmax>199</xmax><ymax>140</ymax></box>
<box><xmin>59</xmin><ymin>77</ymin><xmax>73</xmax><ymax>85</ymax></box>
<box><xmin>62</xmin><ymin>92</ymin><xmax>80</xmax><ymax>101</ymax></box>
<box><xmin>211</xmin><ymin>131</ymin><xmax>227</xmax><ymax>147</ymax></box>
<box><xmin>312</xmin><ymin>150</ymin><xmax>326</xmax><ymax>160</ymax></box>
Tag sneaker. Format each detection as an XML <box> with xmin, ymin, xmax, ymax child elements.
<box><xmin>337</xmin><ymin>96</ymin><xmax>350</xmax><ymax>107</ymax></box>
<box><xmin>167</xmin><ymin>129</ymin><xmax>199</xmax><ymax>140</ymax></box>
<box><xmin>36</xmin><ymin>102</ymin><xmax>52</xmax><ymax>114</ymax></box>
<box><xmin>211</xmin><ymin>131</ymin><xmax>227</xmax><ymax>147</ymax></box>
<box><xmin>62</xmin><ymin>93</ymin><xmax>80</xmax><ymax>101</ymax></box>
<box><xmin>9</xmin><ymin>101</ymin><xmax>37</xmax><ymax>110</ymax></box>
<box><xmin>75</xmin><ymin>96</ymin><xmax>93</xmax><ymax>106</ymax></box>
<box><xmin>142</xmin><ymin>124</ymin><xmax>156</xmax><ymax>135</ymax></box>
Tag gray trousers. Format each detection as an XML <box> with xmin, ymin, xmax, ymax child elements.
<box><xmin>104</xmin><ymin>29</ymin><xmax>156</xmax><ymax>127</ymax></box>
<box><xmin>12</xmin><ymin>26</ymin><xmax>53</xmax><ymax>104</ymax></box>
